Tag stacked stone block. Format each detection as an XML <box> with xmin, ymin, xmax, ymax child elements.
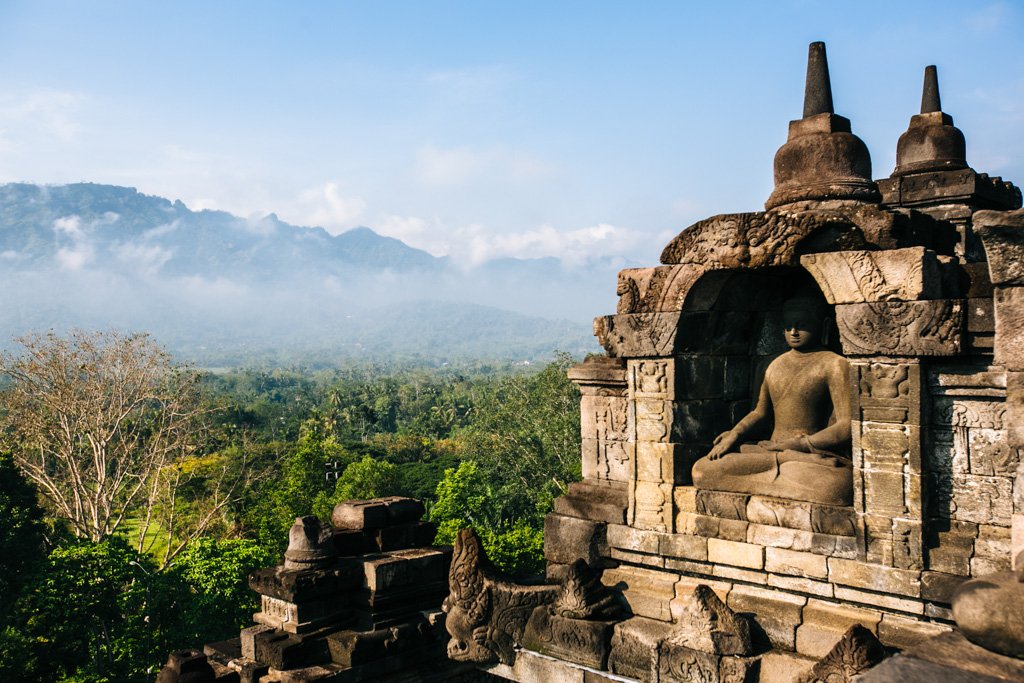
<box><xmin>200</xmin><ymin>498</ymin><xmax>469</xmax><ymax>683</ymax></box>
<box><xmin>975</xmin><ymin>209</ymin><xmax>1024</xmax><ymax>572</ymax></box>
<box><xmin>628</xmin><ymin>358</ymin><xmax>683</xmax><ymax>532</ymax></box>
<box><xmin>558</xmin><ymin>356</ymin><xmax>631</xmax><ymax>526</ymax></box>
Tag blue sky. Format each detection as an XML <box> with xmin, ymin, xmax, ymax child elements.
<box><xmin>0</xmin><ymin>1</ymin><xmax>1021</xmax><ymax>266</ymax></box>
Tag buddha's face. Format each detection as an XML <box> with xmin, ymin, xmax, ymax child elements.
<box><xmin>782</xmin><ymin>306</ymin><xmax>823</xmax><ymax>350</ymax></box>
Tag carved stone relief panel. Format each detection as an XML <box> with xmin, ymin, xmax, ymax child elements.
<box><xmin>581</xmin><ymin>439</ymin><xmax>634</xmax><ymax>484</ymax></box>
<box><xmin>853</xmin><ymin>362</ymin><xmax>921</xmax><ymax>426</ymax></box>
<box><xmin>801</xmin><ymin>247</ymin><xmax>942</xmax><ymax>304</ymax></box>
<box><xmin>570</xmin><ymin>357</ymin><xmax>631</xmax><ymax>484</ymax></box>
<box><xmin>836</xmin><ymin>300</ymin><xmax>962</xmax><ymax>356</ymax></box>
<box><xmin>928</xmin><ymin>472</ymin><xmax>1014</xmax><ymax>527</ymax></box>
<box><xmin>580</xmin><ymin>394</ymin><xmax>630</xmax><ymax>442</ymax></box>
<box><xmin>595</xmin><ymin>312</ymin><xmax>680</xmax><ymax>358</ymax></box>
<box><xmin>659</xmin><ymin>210</ymin><xmax>864</xmax><ymax>269</ymax></box>
<box><xmin>616</xmin><ymin>265</ymin><xmax>705</xmax><ymax>314</ymax></box>
<box><xmin>625</xmin><ymin>358</ymin><xmax>681</xmax><ymax>528</ymax></box>
<box><xmin>633</xmin><ymin>399</ymin><xmax>673</xmax><ymax>444</ymax></box>
<box><xmin>631</xmin><ymin>481</ymin><xmax>673</xmax><ymax>533</ymax></box>
<box><xmin>628</xmin><ymin>358</ymin><xmax>675</xmax><ymax>400</ymax></box>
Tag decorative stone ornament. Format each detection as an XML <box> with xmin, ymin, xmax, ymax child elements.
<box><xmin>797</xmin><ymin>624</ymin><xmax>886</xmax><ymax>683</ymax></box>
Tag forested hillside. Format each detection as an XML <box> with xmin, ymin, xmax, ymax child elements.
<box><xmin>0</xmin><ymin>331</ymin><xmax>583</xmax><ymax>682</ymax></box>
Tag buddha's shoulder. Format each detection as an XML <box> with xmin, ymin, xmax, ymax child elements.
<box><xmin>766</xmin><ymin>350</ymin><xmax>849</xmax><ymax>372</ymax></box>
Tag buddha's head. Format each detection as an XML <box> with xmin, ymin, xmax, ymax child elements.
<box><xmin>781</xmin><ymin>294</ymin><xmax>829</xmax><ymax>351</ymax></box>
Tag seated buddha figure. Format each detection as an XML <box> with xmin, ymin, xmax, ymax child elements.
<box><xmin>691</xmin><ymin>295</ymin><xmax>853</xmax><ymax>506</ymax></box>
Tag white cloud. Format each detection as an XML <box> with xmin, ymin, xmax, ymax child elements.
<box><xmin>377</xmin><ymin>214</ymin><xmax>646</xmax><ymax>267</ymax></box>
<box><xmin>292</xmin><ymin>182</ymin><xmax>367</xmax><ymax>235</ymax></box>
<box><xmin>51</xmin><ymin>212</ymin><xmax>119</xmax><ymax>271</ymax></box>
<box><xmin>53</xmin><ymin>215</ymin><xmax>83</xmax><ymax>237</ymax></box>
<box><xmin>375</xmin><ymin>214</ymin><xmax>438</xmax><ymax>249</ymax></box>
<box><xmin>464</xmin><ymin>223</ymin><xmax>644</xmax><ymax>267</ymax></box>
<box><xmin>114</xmin><ymin>241</ymin><xmax>173</xmax><ymax>276</ymax></box>
<box><xmin>52</xmin><ymin>212</ymin><xmax>118</xmax><ymax>238</ymax></box>
<box><xmin>56</xmin><ymin>244</ymin><xmax>94</xmax><ymax>271</ymax></box>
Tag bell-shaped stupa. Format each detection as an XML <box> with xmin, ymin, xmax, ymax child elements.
<box><xmin>892</xmin><ymin>66</ymin><xmax>968</xmax><ymax>176</ymax></box>
<box><xmin>765</xmin><ymin>42</ymin><xmax>879</xmax><ymax>210</ymax></box>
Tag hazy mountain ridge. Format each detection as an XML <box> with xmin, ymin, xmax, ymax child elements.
<box><xmin>0</xmin><ymin>183</ymin><xmax>613</xmax><ymax>365</ymax></box>
<box><xmin>0</xmin><ymin>183</ymin><xmax>444</xmax><ymax>278</ymax></box>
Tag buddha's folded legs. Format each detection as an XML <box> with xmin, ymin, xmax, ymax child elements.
<box><xmin>691</xmin><ymin>446</ymin><xmax>853</xmax><ymax>506</ymax></box>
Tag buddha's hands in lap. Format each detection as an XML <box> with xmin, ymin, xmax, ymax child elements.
<box><xmin>757</xmin><ymin>436</ymin><xmax>809</xmax><ymax>452</ymax></box>
<box><xmin>707</xmin><ymin>430</ymin><xmax>741</xmax><ymax>460</ymax></box>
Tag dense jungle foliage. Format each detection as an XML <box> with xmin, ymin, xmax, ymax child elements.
<box><xmin>0</xmin><ymin>336</ymin><xmax>582</xmax><ymax>682</ymax></box>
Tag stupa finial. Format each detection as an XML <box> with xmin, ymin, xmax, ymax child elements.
<box><xmin>921</xmin><ymin>65</ymin><xmax>941</xmax><ymax>114</ymax></box>
<box><xmin>803</xmin><ymin>41</ymin><xmax>834</xmax><ymax>118</ymax></box>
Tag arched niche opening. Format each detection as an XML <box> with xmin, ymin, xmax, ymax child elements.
<box><xmin>673</xmin><ymin>266</ymin><xmax>840</xmax><ymax>473</ymax></box>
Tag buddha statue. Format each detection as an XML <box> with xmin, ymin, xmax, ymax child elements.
<box><xmin>691</xmin><ymin>295</ymin><xmax>853</xmax><ymax>506</ymax></box>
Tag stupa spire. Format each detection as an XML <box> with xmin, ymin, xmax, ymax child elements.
<box><xmin>921</xmin><ymin>65</ymin><xmax>941</xmax><ymax>113</ymax></box>
<box><xmin>803</xmin><ymin>41</ymin><xmax>834</xmax><ymax>118</ymax></box>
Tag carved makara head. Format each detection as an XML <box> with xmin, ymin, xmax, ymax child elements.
<box><xmin>443</xmin><ymin>528</ymin><xmax>497</xmax><ymax>663</ymax></box>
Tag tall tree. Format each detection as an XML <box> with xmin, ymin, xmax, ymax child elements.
<box><xmin>0</xmin><ymin>330</ymin><xmax>249</xmax><ymax>565</ymax></box>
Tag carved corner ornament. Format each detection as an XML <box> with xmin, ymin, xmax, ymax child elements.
<box><xmin>797</xmin><ymin>624</ymin><xmax>886</xmax><ymax>683</ymax></box>
<box><xmin>442</xmin><ymin>528</ymin><xmax>558</xmax><ymax>665</ymax></box>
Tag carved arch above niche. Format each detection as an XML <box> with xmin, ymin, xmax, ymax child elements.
<box><xmin>658</xmin><ymin>204</ymin><xmax>957</xmax><ymax>271</ymax></box>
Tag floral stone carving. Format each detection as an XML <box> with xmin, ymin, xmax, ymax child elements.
<box><xmin>521</xmin><ymin>559</ymin><xmax>629</xmax><ymax>669</ymax></box>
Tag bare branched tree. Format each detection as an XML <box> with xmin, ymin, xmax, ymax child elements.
<box><xmin>0</xmin><ymin>330</ymin><xmax>252</xmax><ymax>566</ymax></box>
